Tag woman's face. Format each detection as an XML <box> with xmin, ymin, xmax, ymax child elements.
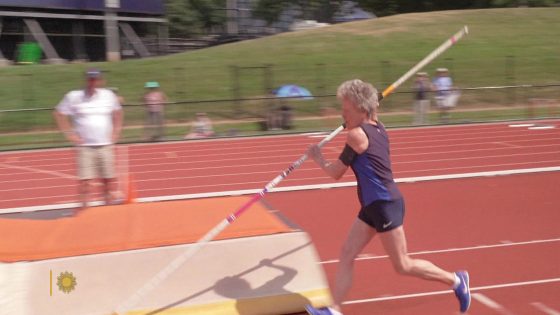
<box><xmin>341</xmin><ymin>97</ymin><xmax>368</xmax><ymax>129</ymax></box>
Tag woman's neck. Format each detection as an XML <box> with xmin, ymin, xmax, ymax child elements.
<box><xmin>366</xmin><ymin>116</ymin><xmax>378</xmax><ymax>125</ymax></box>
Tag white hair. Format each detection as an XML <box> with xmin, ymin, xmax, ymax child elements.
<box><xmin>336</xmin><ymin>79</ymin><xmax>379</xmax><ymax>118</ymax></box>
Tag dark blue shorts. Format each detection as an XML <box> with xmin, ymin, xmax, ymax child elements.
<box><xmin>358</xmin><ymin>198</ymin><xmax>405</xmax><ymax>232</ymax></box>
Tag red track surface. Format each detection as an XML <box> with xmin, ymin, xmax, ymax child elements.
<box><xmin>1</xmin><ymin>120</ymin><xmax>559</xmax><ymax>314</ymax></box>
<box><xmin>267</xmin><ymin>172</ymin><xmax>560</xmax><ymax>314</ymax></box>
<box><xmin>1</xmin><ymin>120</ymin><xmax>559</xmax><ymax>209</ymax></box>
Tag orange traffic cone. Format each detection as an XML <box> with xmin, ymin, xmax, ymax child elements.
<box><xmin>125</xmin><ymin>174</ymin><xmax>137</xmax><ymax>204</ymax></box>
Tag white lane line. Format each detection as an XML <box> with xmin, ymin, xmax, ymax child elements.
<box><xmin>1</xmin><ymin>118</ymin><xmax>558</xmax><ymax>157</ymax></box>
<box><xmin>530</xmin><ymin>126</ymin><xmax>556</xmax><ymax>130</ymax></box>
<box><xmin>342</xmin><ymin>278</ymin><xmax>560</xmax><ymax>305</ymax></box>
<box><xmin>395</xmin><ymin>151</ymin><xmax>559</xmax><ymax>165</ymax></box>
<box><xmin>2</xmin><ymin>144</ymin><xmax>558</xmax><ymax>178</ymax></box>
<box><xmin>6</xmin><ymin>150</ymin><xmax>550</xmax><ymax>188</ymax></box>
<box><xmin>164</xmin><ymin>151</ymin><xmax>178</xmax><ymax>158</ymax></box>
<box><xmin>135</xmin><ymin>165</ymin><xmax>560</xmax><ymax>195</ymax></box>
<box><xmin>3</xmin><ymin>165</ymin><xmax>560</xmax><ymax>213</ymax></box>
<box><xmin>1</xmin><ymin>137</ymin><xmax>557</xmax><ymax>170</ymax></box>
<box><xmin>319</xmin><ymin>238</ymin><xmax>560</xmax><ymax>264</ymax></box>
<box><xmin>0</xmin><ymin>201</ymin><xmax>105</xmax><ymax>213</ymax></box>
<box><xmin>472</xmin><ymin>293</ymin><xmax>515</xmax><ymax>315</ymax></box>
<box><xmin>492</xmin><ymin>142</ymin><xmax>523</xmax><ymax>148</ymax></box>
<box><xmin>303</xmin><ymin>132</ymin><xmax>328</xmax><ymax>136</ymax></box>
<box><xmin>392</xmin><ymin>137</ymin><xmax>560</xmax><ymax>152</ymax></box>
<box><xmin>0</xmin><ymin>162</ymin><xmax>75</xmax><ymax>180</ymax></box>
<box><xmin>509</xmin><ymin>123</ymin><xmax>535</xmax><ymax>127</ymax></box>
<box><xmin>532</xmin><ymin>302</ymin><xmax>560</xmax><ymax>315</ymax></box>
<box><xmin>2</xmin><ymin>149</ymin><xmax>560</xmax><ymax>186</ymax></box>
<box><xmin>2</xmin><ymin>127</ymin><xmax>558</xmax><ymax>163</ymax></box>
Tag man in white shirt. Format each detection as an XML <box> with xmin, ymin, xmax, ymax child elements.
<box><xmin>54</xmin><ymin>69</ymin><xmax>123</xmax><ymax>210</ymax></box>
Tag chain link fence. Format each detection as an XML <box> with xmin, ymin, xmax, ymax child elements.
<box><xmin>0</xmin><ymin>82</ymin><xmax>558</xmax><ymax>151</ymax></box>
<box><xmin>0</xmin><ymin>54</ymin><xmax>558</xmax><ymax>150</ymax></box>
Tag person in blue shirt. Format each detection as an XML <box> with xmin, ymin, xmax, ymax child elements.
<box><xmin>305</xmin><ymin>79</ymin><xmax>470</xmax><ymax>315</ymax></box>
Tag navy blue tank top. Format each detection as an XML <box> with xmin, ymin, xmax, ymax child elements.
<box><xmin>350</xmin><ymin>122</ymin><xmax>402</xmax><ymax>206</ymax></box>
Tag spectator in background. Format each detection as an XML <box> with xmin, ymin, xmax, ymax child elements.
<box><xmin>432</xmin><ymin>68</ymin><xmax>460</xmax><ymax>123</ymax></box>
<box><xmin>266</xmin><ymin>105</ymin><xmax>282</xmax><ymax>131</ymax></box>
<box><xmin>184</xmin><ymin>112</ymin><xmax>215</xmax><ymax>139</ymax></box>
<box><xmin>279</xmin><ymin>103</ymin><xmax>294</xmax><ymax>130</ymax></box>
<box><xmin>53</xmin><ymin>69</ymin><xmax>123</xmax><ymax>210</ymax></box>
<box><xmin>264</xmin><ymin>90</ymin><xmax>282</xmax><ymax>131</ymax></box>
<box><xmin>265</xmin><ymin>96</ymin><xmax>293</xmax><ymax>131</ymax></box>
<box><xmin>143</xmin><ymin>81</ymin><xmax>167</xmax><ymax>141</ymax></box>
<box><xmin>412</xmin><ymin>72</ymin><xmax>431</xmax><ymax>125</ymax></box>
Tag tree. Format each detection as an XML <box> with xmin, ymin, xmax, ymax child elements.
<box><xmin>491</xmin><ymin>0</ymin><xmax>559</xmax><ymax>6</ymax></box>
<box><xmin>164</xmin><ymin>0</ymin><xmax>226</xmax><ymax>37</ymax></box>
<box><xmin>251</xmin><ymin>0</ymin><xmax>344</xmax><ymax>25</ymax></box>
<box><xmin>252</xmin><ymin>0</ymin><xmax>289</xmax><ymax>25</ymax></box>
<box><xmin>189</xmin><ymin>0</ymin><xmax>227</xmax><ymax>32</ymax></box>
<box><xmin>165</xmin><ymin>0</ymin><xmax>559</xmax><ymax>37</ymax></box>
<box><xmin>356</xmin><ymin>0</ymin><xmax>558</xmax><ymax>17</ymax></box>
<box><xmin>165</xmin><ymin>0</ymin><xmax>200</xmax><ymax>37</ymax></box>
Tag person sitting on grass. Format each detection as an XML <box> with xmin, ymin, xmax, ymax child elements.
<box><xmin>184</xmin><ymin>112</ymin><xmax>215</xmax><ymax>139</ymax></box>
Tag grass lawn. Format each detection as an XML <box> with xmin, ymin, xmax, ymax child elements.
<box><xmin>0</xmin><ymin>7</ymin><xmax>558</xmax><ymax>149</ymax></box>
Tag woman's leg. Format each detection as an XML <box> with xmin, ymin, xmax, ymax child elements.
<box><xmin>332</xmin><ymin>218</ymin><xmax>376</xmax><ymax>311</ymax></box>
<box><xmin>379</xmin><ymin>226</ymin><xmax>455</xmax><ymax>285</ymax></box>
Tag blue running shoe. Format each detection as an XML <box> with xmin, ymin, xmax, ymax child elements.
<box><xmin>305</xmin><ymin>305</ymin><xmax>334</xmax><ymax>315</ymax></box>
<box><xmin>454</xmin><ymin>270</ymin><xmax>471</xmax><ymax>313</ymax></box>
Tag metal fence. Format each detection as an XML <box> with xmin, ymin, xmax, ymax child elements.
<box><xmin>0</xmin><ymin>83</ymin><xmax>558</xmax><ymax>151</ymax></box>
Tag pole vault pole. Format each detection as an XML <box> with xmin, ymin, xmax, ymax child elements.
<box><xmin>379</xmin><ymin>25</ymin><xmax>468</xmax><ymax>100</ymax></box>
<box><xmin>112</xmin><ymin>25</ymin><xmax>469</xmax><ymax>315</ymax></box>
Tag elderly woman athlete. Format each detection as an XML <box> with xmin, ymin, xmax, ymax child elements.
<box><xmin>305</xmin><ymin>79</ymin><xmax>470</xmax><ymax>315</ymax></box>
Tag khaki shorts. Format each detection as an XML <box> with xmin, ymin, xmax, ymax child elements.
<box><xmin>77</xmin><ymin>145</ymin><xmax>115</xmax><ymax>180</ymax></box>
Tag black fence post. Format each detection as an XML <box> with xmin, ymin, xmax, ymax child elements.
<box><xmin>173</xmin><ymin>66</ymin><xmax>187</xmax><ymax>121</ymax></box>
<box><xmin>21</xmin><ymin>73</ymin><xmax>36</xmax><ymax>130</ymax></box>
<box><xmin>21</xmin><ymin>73</ymin><xmax>35</xmax><ymax>108</ymax></box>
<box><xmin>381</xmin><ymin>60</ymin><xmax>391</xmax><ymax>106</ymax></box>
<box><xmin>230</xmin><ymin>65</ymin><xmax>241</xmax><ymax>117</ymax></box>
<box><xmin>316</xmin><ymin>63</ymin><xmax>326</xmax><ymax>111</ymax></box>
<box><xmin>174</xmin><ymin>66</ymin><xmax>185</xmax><ymax>101</ymax></box>
<box><xmin>445</xmin><ymin>57</ymin><xmax>455</xmax><ymax>82</ymax></box>
<box><xmin>264</xmin><ymin>64</ymin><xmax>274</xmax><ymax>118</ymax></box>
<box><xmin>263</xmin><ymin>64</ymin><xmax>273</xmax><ymax>97</ymax></box>
<box><xmin>506</xmin><ymin>55</ymin><xmax>516</xmax><ymax>105</ymax></box>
